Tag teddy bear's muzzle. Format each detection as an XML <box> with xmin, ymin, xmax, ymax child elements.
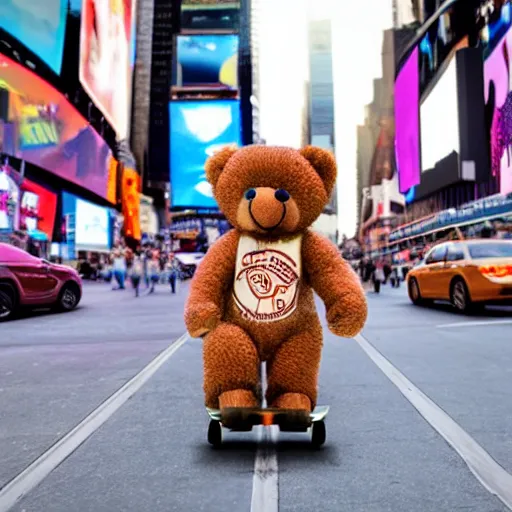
<box><xmin>247</xmin><ymin>187</ymin><xmax>288</xmax><ymax>230</ymax></box>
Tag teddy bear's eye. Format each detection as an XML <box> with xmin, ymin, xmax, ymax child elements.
<box><xmin>245</xmin><ymin>189</ymin><xmax>256</xmax><ymax>200</ymax></box>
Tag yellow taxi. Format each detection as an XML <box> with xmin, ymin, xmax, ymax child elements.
<box><xmin>406</xmin><ymin>239</ymin><xmax>512</xmax><ymax>313</ymax></box>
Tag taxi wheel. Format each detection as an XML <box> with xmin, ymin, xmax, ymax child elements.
<box><xmin>450</xmin><ymin>278</ymin><xmax>472</xmax><ymax>314</ymax></box>
<box><xmin>408</xmin><ymin>278</ymin><xmax>423</xmax><ymax>305</ymax></box>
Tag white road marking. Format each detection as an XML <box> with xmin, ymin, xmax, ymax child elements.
<box><xmin>437</xmin><ymin>319</ymin><xmax>512</xmax><ymax>329</ymax></box>
<box><xmin>0</xmin><ymin>333</ymin><xmax>189</xmax><ymax>512</ymax></box>
<box><xmin>355</xmin><ymin>333</ymin><xmax>512</xmax><ymax>510</ymax></box>
<box><xmin>251</xmin><ymin>363</ymin><xmax>279</xmax><ymax>512</ymax></box>
<box><xmin>251</xmin><ymin>425</ymin><xmax>279</xmax><ymax>512</ymax></box>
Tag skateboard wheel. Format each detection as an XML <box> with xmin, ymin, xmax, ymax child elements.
<box><xmin>311</xmin><ymin>420</ymin><xmax>326</xmax><ymax>448</ymax></box>
<box><xmin>208</xmin><ymin>420</ymin><xmax>222</xmax><ymax>447</ymax></box>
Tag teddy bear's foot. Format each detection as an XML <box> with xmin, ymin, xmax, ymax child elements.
<box><xmin>219</xmin><ymin>389</ymin><xmax>259</xmax><ymax>409</ymax></box>
<box><xmin>271</xmin><ymin>392</ymin><xmax>312</xmax><ymax>413</ymax></box>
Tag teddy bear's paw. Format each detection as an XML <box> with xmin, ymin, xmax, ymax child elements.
<box><xmin>271</xmin><ymin>392</ymin><xmax>312</xmax><ymax>413</ymax></box>
<box><xmin>219</xmin><ymin>389</ymin><xmax>259</xmax><ymax>410</ymax></box>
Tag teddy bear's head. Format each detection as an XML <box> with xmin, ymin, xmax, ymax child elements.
<box><xmin>205</xmin><ymin>145</ymin><xmax>337</xmax><ymax>236</ymax></box>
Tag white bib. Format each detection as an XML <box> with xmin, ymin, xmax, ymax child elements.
<box><xmin>233</xmin><ymin>234</ymin><xmax>302</xmax><ymax>322</ymax></box>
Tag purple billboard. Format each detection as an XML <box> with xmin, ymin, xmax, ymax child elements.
<box><xmin>394</xmin><ymin>46</ymin><xmax>421</xmax><ymax>194</ymax></box>
<box><xmin>484</xmin><ymin>26</ymin><xmax>512</xmax><ymax>195</ymax></box>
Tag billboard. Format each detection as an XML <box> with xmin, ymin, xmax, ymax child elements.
<box><xmin>20</xmin><ymin>178</ymin><xmax>58</xmax><ymax>238</ymax></box>
<box><xmin>174</xmin><ymin>34</ymin><xmax>239</xmax><ymax>89</ymax></box>
<box><xmin>0</xmin><ymin>53</ymin><xmax>115</xmax><ymax>201</ymax></box>
<box><xmin>0</xmin><ymin>0</ymin><xmax>68</xmax><ymax>75</ymax></box>
<box><xmin>484</xmin><ymin>25</ymin><xmax>512</xmax><ymax>195</ymax></box>
<box><xmin>420</xmin><ymin>57</ymin><xmax>460</xmax><ymax>173</ymax></box>
<box><xmin>170</xmin><ymin>99</ymin><xmax>241</xmax><ymax>208</ymax></box>
<box><xmin>394</xmin><ymin>46</ymin><xmax>420</xmax><ymax>194</ymax></box>
<box><xmin>79</xmin><ymin>0</ymin><xmax>136</xmax><ymax>139</ymax></box>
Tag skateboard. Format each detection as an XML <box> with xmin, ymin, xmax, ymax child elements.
<box><xmin>206</xmin><ymin>405</ymin><xmax>329</xmax><ymax>448</ymax></box>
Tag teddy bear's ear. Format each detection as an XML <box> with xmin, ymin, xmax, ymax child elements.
<box><xmin>299</xmin><ymin>146</ymin><xmax>337</xmax><ymax>196</ymax></box>
<box><xmin>205</xmin><ymin>145</ymin><xmax>238</xmax><ymax>186</ymax></box>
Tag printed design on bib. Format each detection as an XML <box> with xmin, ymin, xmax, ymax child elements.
<box><xmin>233</xmin><ymin>244</ymin><xmax>301</xmax><ymax>322</ymax></box>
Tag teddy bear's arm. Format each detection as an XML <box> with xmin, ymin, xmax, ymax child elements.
<box><xmin>302</xmin><ymin>230</ymin><xmax>368</xmax><ymax>338</ymax></box>
<box><xmin>184</xmin><ymin>229</ymin><xmax>239</xmax><ymax>338</ymax></box>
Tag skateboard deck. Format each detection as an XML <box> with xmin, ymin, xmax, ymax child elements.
<box><xmin>206</xmin><ymin>405</ymin><xmax>329</xmax><ymax>432</ymax></box>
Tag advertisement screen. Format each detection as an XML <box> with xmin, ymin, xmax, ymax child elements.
<box><xmin>79</xmin><ymin>0</ymin><xmax>136</xmax><ymax>139</ymax></box>
<box><xmin>75</xmin><ymin>198</ymin><xmax>109</xmax><ymax>249</ymax></box>
<box><xmin>0</xmin><ymin>54</ymin><xmax>115</xmax><ymax>201</ymax></box>
<box><xmin>170</xmin><ymin>99</ymin><xmax>241</xmax><ymax>208</ymax></box>
<box><xmin>420</xmin><ymin>57</ymin><xmax>460</xmax><ymax>172</ymax></box>
<box><xmin>175</xmin><ymin>34</ymin><xmax>239</xmax><ymax>89</ymax></box>
<box><xmin>0</xmin><ymin>0</ymin><xmax>68</xmax><ymax>75</ymax></box>
<box><xmin>484</xmin><ymin>25</ymin><xmax>512</xmax><ymax>194</ymax></box>
<box><xmin>0</xmin><ymin>165</ymin><xmax>21</xmax><ymax>232</ymax></box>
<box><xmin>395</xmin><ymin>46</ymin><xmax>420</xmax><ymax>193</ymax></box>
<box><xmin>20</xmin><ymin>178</ymin><xmax>57</xmax><ymax>238</ymax></box>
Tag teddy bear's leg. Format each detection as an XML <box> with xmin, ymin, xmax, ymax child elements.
<box><xmin>265</xmin><ymin>324</ymin><xmax>323</xmax><ymax>413</ymax></box>
<box><xmin>203</xmin><ymin>322</ymin><xmax>261</xmax><ymax>410</ymax></box>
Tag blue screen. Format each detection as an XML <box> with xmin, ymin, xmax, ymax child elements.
<box><xmin>0</xmin><ymin>0</ymin><xmax>68</xmax><ymax>75</ymax></box>
<box><xmin>170</xmin><ymin>99</ymin><xmax>242</xmax><ymax>208</ymax></box>
<box><xmin>175</xmin><ymin>34</ymin><xmax>239</xmax><ymax>88</ymax></box>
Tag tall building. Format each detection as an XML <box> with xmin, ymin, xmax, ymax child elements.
<box><xmin>308</xmin><ymin>17</ymin><xmax>337</xmax><ymax>242</ymax></box>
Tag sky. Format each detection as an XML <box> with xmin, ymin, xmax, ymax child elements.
<box><xmin>255</xmin><ymin>0</ymin><xmax>393</xmax><ymax>240</ymax></box>
<box><xmin>311</xmin><ymin>0</ymin><xmax>393</xmax><ymax>239</ymax></box>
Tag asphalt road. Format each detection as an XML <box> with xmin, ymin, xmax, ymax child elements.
<box><xmin>1</xmin><ymin>280</ymin><xmax>512</xmax><ymax>511</ymax></box>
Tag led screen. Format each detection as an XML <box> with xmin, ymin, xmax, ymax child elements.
<box><xmin>0</xmin><ymin>165</ymin><xmax>20</xmax><ymax>231</ymax></box>
<box><xmin>0</xmin><ymin>54</ymin><xmax>115</xmax><ymax>201</ymax></box>
<box><xmin>175</xmin><ymin>34</ymin><xmax>239</xmax><ymax>89</ymax></box>
<box><xmin>170</xmin><ymin>99</ymin><xmax>241</xmax><ymax>208</ymax></box>
<box><xmin>75</xmin><ymin>198</ymin><xmax>109</xmax><ymax>249</ymax></box>
<box><xmin>484</xmin><ymin>25</ymin><xmax>512</xmax><ymax>195</ymax></box>
<box><xmin>420</xmin><ymin>57</ymin><xmax>460</xmax><ymax>172</ymax></box>
<box><xmin>20</xmin><ymin>178</ymin><xmax>57</xmax><ymax>238</ymax></box>
<box><xmin>79</xmin><ymin>0</ymin><xmax>137</xmax><ymax>138</ymax></box>
<box><xmin>394</xmin><ymin>46</ymin><xmax>420</xmax><ymax>194</ymax></box>
<box><xmin>0</xmin><ymin>0</ymin><xmax>67</xmax><ymax>75</ymax></box>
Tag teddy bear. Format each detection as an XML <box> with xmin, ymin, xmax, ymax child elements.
<box><xmin>184</xmin><ymin>145</ymin><xmax>368</xmax><ymax>422</ymax></box>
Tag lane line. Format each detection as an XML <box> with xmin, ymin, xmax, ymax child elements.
<box><xmin>250</xmin><ymin>425</ymin><xmax>279</xmax><ymax>512</ymax></box>
<box><xmin>437</xmin><ymin>319</ymin><xmax>512</xmax><ymax>329</ymax></box>
<box><xmin>355</xmin><ymin>333</ymin><xmax>512</xmax><ymax>510</ymax></box>
<box><xmin>251</xmin><ymin>363</ymin><xmax>279</xmax><ymax>512</ymax></box>
<box><xmin>0</xmin><ymin>333</ymin><xmax>189</xmax><ymax>512</ymax></box>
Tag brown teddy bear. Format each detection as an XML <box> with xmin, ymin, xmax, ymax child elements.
<box><xmin>184</xmin><ymin>145</ymin><xmax>367</xmax><ymax>421</ymax></box>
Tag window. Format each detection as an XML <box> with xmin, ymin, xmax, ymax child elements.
<box><xmin>425</xmin><ymin>245</ymin><xmax>447</xmax><ymax>264</ymax></box>
<box><xmin>468</xmin><ymin>242</ymin><xmax>512</xmax><ymax>259</ymax></box>
<box><xmin>446</xmin><ymin>245</ymin><xmax>465</xmax><ymax>262</ymax></box>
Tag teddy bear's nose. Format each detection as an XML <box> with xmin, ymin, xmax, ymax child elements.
<box><xmin>274</xmin><ymin>189</ymin><xmax>290</xmax><ymax>203</ymax></box>
<box><xmin>245</xmin><ymin>189</ymin><xmax>257</xmax><ymax>200</ymax></box>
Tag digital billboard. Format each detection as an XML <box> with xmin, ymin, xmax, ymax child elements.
<box><xmin>170</xmin><ymin>99</ymin><xmax>241</xmax><ymax>208</ymax></box>
<box><xmin>420</xmin><ymin>57</ymin><xmax>460</xmax><ymax>172</ymax></box>
<box><xmin>484</xmin><ymin>25</ymin><xmax>512</xmax><ymax>195</ymax></box>
<box><xmin>0</xmin><ymin>0</ymin><xmax>68</xmax><ymax>75</ymax></box>
<box><xmin>175</xmin><ymin>34</ymin><xmax>239</xmax><ymax>89</ymax></box>
<box><xmin>79</xmin><ymin>0</ymin><xmax>137</xmax><ymax>139</ymax></box>
<box><xmin>20</xmin><ymin>178</ymin><xmax>57</xmax><ymax>239</ymax></box>
<box><xmin>395</xmin><ymin>46</ymin><xmax>420</xmax><ymax>194</ymax></box>
<box><xmin>0</xmin><ymin>53</ymin><xmax>115</xmax><ymax>201</ymax></box>
<box><xmin>62</xmin><ymin>192</ymin><xmax>111</xmax><ymax>252</ymax></box>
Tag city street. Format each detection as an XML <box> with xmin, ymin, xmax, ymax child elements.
<box><xmin>1</xmin><ymin>282</ymin><xmax>512</xmax><ymax>511</ymax></box>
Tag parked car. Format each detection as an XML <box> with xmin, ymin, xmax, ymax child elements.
<box><xmin>0</xmin><ymin>243</ymin><xmax>82</xmax><ymax>321</ymax></box>
<box><xmin>406</xmin><ymin>239</ymin><xmax>512</xmax><ymax>313</ymax></box>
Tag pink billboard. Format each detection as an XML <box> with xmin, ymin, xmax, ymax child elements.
<box><xmin>484</xmin><ymin>26</ymin><xmax>512</xmax><ymax>195</ymax></box>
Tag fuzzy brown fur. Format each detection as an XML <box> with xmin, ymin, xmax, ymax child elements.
<box><xmin>185</xmin><ymin>145</ymin><xmax>368</xmax><ymax>411</ymax></box>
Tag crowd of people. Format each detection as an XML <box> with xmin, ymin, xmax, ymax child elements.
<box><xmin>78</xmin><ymin>243</ymin><xmax>183</xmax><ymax>297</ymax></box>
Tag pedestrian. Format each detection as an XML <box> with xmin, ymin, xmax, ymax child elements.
<box><xmin>147</xmin><ymin>250</ymin><xmax>160</xmax><ymax>294</ymax></box>
<box><xmin>166</xmin><ymin>252</ymin><xmax>180</xmax><ymax>294</ymax></box>
<box><xmin>130</xmin><ymin>256</ymin><xmax>143</xmax><ymax>297</ymax></box>
<box><xmin>111</xmin><ymin>248</ymin><xmax>127</xmax><ymax>290</ymax></box>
